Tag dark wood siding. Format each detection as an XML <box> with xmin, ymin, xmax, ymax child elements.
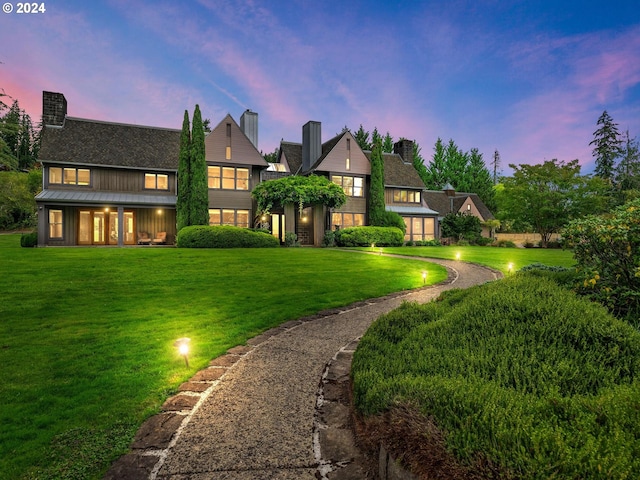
<box><xmin>316</xmin><ymin>134</ymin><xmax>370</xmax><ymax>175</ymax></box>
<box><xmin>334</xmin><ymin>197</ymin><xmax>367</xmax><ymax>214</ymax></box>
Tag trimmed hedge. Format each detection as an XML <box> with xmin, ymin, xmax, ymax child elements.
<box><xmin>353</xmin><ymin>275</ymin><xmax>640</xmax><ymax>478</ymax></box>
<box><xmin>176</xmin><ymin>225</ymin><xmax>279</xmax><ymax>248</ymax></box>
<box><xmin>335</xmin><ymin>226</ymin><xmax>404</xmax><ymax>247</ymax></box>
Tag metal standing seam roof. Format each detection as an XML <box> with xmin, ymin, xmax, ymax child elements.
<box><xmin>386</xmin><ymin>205</ymin><xmax>439</xmax><ymax>216</ymax></box>
<box><xmin>35</xmin><ymin>190</ymin><xmax>176</xmax><ymax>206</ymax></box>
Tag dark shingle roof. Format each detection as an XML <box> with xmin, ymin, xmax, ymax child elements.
<box><xmin>381</xmin><ymin>153</ymin><xmax>426</xmax><ymax>188</ymax></box>
<box><xmin>423</xmin><ymin>189</ymin><xmax>495</xmax><ymax>220</ymax></box>
<box><xmin>280</xmin><ymin>141</ymin><xmax>302</xmax><ymax>174</ymax></box>
<box><xmin>39</xmin><ymin>117</ymin><xmax>181</xmax><ymax>170</ymax></box>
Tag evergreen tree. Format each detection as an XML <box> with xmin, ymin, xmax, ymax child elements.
<box><xmin>371</xmin><ymin>127</ymin><xmax>382</xmax><ymax>150</ymax></box>
<box><xmin>424</xmin><ymin>138</ymin><xmax>447</xmax><ymax>189</ymax></box>
<box><xmin>590</xmin><ymin>110</ymin><xmax>622</xmax><ymax>181</ymax></box>
<box><xmin>443</xmin><ymin>139</ymin><xmax>469</xmax><ymax>191</ymax></box>
<box><xmin>466</xmin><ymin>148</ymin><xmax>496</xmax><ymax>212</ymax></box>
<box><xmin>354</xmin><ymin>124</ymin><xmax>370</xmax><ymax>151</ymax></box>
<box><xmin>492</xmin><ymin>149</ymin><xmax>501</xmax><ymax>184</ymax></box>
<box><xmin>411</xmin><ymin>141</ymin><xmax>429</xmax><ymax>187</ymax></box>
<box><xmin>189</xmin><ymin>105</ymin><xmax>209</xmax><ymax>226</ymax></box>
<box><xmin>0</xmin><ymin>98</ymin><xmax>39</xmax><ymax>171</ymax></box>
<box><xmin>382</xmin><ymin>132</ymin><xmax>394</xmax><ymax>153</ymax></box>
<box><xmin>615</xmin><ymin>130</ymin><xmax>640</xmax><ymax>193</ymax></box>
<box><xmin>176</xmin><ymin>110</ymin><xmax>191</xmax><ymax>231</ymax></box>
<box><xmin>368</xmin><ymin>139</ymin><xmax>386</xmax><ymax>225</ymax></box>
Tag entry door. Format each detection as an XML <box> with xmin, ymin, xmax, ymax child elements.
<box><xmin>78</xmin><ymin>210</ymin><xmax>135</xmax><ymax>245</ymax></box>
<box><xmin>271</xmin><ymin>214</ymin><xmax>285</xmax><ymax>243</ymax></box>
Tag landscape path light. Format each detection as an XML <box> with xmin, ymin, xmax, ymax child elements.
<box><xmin>508</xmin><ymin>263</ymin><xmax>514</xmax><ymax>274</ymax></box>
<box><xmin>455</xmin><ymin>252</ymin><xmax>461</xmax><ymax>260</ymax></box>
<box><xmin>174</xmin><ymin>337</ymin><xmax>191</xmax><ymax>367</ymax></box>
<box><xmin>422</xmin><ymin>271</ymin><xmax>427</xmax><ymax>284</ymax></box>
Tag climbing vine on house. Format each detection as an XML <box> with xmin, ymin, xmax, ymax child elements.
<box><xmin>251</xmin><ymin>175</ymin><xmax>347</xmax><ymax>216</ymax></box>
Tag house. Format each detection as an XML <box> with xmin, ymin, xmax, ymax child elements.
<box><xmin>422</xmin><ymin>183</ymin><xmax>496</xmax><ymax>238</ymax></box>
<box><xmin>273</xmin><ymin>122</ymin><xmax>439</xmax><ymax>245</ymax></box>
<box><xmin>36</xmin><ymin>92</ymin><xmax>266</xmax><ymax>247</ymax></box>
<box><xmin>35</xmin><ymin>91</ymin><xmax>494</xmax><ymax>247</ymax></box>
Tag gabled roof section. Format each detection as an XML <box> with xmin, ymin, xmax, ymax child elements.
<box><xmin>279</xmin><ymin>141</ymin><xmax>303</xmax><ymax>174</ymax></box>
<box><xmin>380</xmin><ymin>152</ymin><xmax>426</xmax><ymax>189</ymax></box>
<box><xmin>205</xmin><ymin>114</ymin><xmax>268</xmax><ymax>167</ymax></box>
<box><xmin>422</xmin><ymin>190</ymin><xmax>495</xmax><ymax>220</ymax></box>
<box><xmin>304</xmin><ymin>130</ymin><xmax>370</xmax><ymax>176</ymax></box>
<box><xmin>303</xmin><ymin>130</ymin><xmax>349</xmax><ymax>174</ymax></box>
<box><xmin>39</xmin><ymin>117</ymin><xmax>181</xmax><ymax>170</ymax></box>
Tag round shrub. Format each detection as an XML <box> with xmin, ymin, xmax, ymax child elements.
<box><xmin>335</xmin><ymin>226</ymin><xmax>404</xmax><ymax>247</ymax></box>
<box><xmin>353</xmin><ymin>275</ymin><xmax>640</xmax><ymax>478</ymax></box>
<box><xmin>20</xmin><ymin>231</ymin><xmax>37</xmax><ymax>247</ymax></box>
<box><xmin>176</xmin><ymin>225</ymin><xmax>279</xmax><ymax>248</ymax></box>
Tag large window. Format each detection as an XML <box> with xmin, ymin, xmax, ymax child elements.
<box><xmin>208</xmin><ymin>166</ymin><xmax>249</xmax><ymax>190</ymax></box>
<box><xmin>49</xmin><ymin>210</ymin><xmax>63</xmax><ymax>238</ymax></box>
<box><xmin>332</xmin><ymin>175</ymin><xmax>363</xmax><ymax>197</ymax></box>
<box><xmin>49</xmin><ymin>167</ymin><xmax>90</xmax><ymax>185</ymax></box>
<box><xmin>403</xmin><ymin>216</ymin><xmax>435</xmax><ymax>241</ymax></box>
<box><xmin>144</xmin><ymin>173</ymin><xmax>169</xmax><ymax>190</ymax></box>
<box><xmin>209</xmin><ymin>208</ymin><xmax>250</xmax><ymax>228</ymax></box>
<box><xmin>331</xmin><ymin>212</ymin><xmax>364</xmax><ymax>230</ymax></box>
<box><xmin>393</xmin><ymin>189</ymin><xmax>421</xmax><ymax>203</ymax></box>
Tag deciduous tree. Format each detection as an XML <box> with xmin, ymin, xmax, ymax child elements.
<box><xmin>497</xmin><ymin>159</ymin><xmax>607</xmax><ymax>247</ymax></box>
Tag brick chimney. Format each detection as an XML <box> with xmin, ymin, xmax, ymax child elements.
<box><xmin>393</xmin><ymin>139</ymin><xmax>414</xmax><ymax>164</ymax></box>
<box><xmin>42</xmin><ymin>91</ymin><xmax>67</xmax><ymax>126</ymax></box>
<box><xmin>302</xmin><ymin>121</ymin><xmax>321</xmax><ymax>172</ymax></box>
<box><xmin>240</xmin><ymin>109</ymin><xmax>258</xmax><ymax>149</ymax></box>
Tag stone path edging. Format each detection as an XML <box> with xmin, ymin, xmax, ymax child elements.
<box><xmin>105</xmin><ymin>256</ymin><xmax>500</xmax><ymax>479</ymax></box>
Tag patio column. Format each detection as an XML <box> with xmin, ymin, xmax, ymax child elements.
<box><xmin>118</xmin><ymin>206</ymin><xmax>124</xmax><ymax>246</ymax></box>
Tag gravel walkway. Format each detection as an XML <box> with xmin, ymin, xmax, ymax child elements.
<box><xmin>105</xmin><ymin>256</ymin><xmax>500</xmax><ymax>480</ymax></box>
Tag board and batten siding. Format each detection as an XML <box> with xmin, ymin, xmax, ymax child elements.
<box><xmin>333</xmin><ymin>197</ymin><xmax>367</xmax><ymax>214</ymax></box>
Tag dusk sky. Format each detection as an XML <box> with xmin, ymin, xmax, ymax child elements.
<box><xmin>1</xmin><ymin>0</ymin><xmax>639</xmax><ymax>175</ymax></box>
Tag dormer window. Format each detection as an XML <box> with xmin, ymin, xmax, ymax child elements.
<box><xmin>393</xmin><ymin>189</ymin><xmax>420</xmax><ymax>203</ymax></box>
<box><xmin>49</xmin><ymin>166</ymin><xmax>90</xmax><ymax>186</ymax></box>
<box><xmin>144</xmin><ymin>173</ymin><xmax>169</xmax><ymax>190</ymax></box>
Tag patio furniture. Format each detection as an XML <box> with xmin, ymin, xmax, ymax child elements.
<box><xmin>137</xmin><ymin>232</ymin><xmax>151</xmax><ymax>245</ymax></box>
<box><xmin>152</xmin><ymin>232</ymin><xmax>167</xmax><ymax>245</ymax></box>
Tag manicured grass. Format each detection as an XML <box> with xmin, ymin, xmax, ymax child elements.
<box><xmin>0</xmin><ymin>235</ymin><xmax>446</xmax><ymax>479</ymax></box>
<box><xmin>375</xmin><ymin>245</ymin><xmax>575</xmax><ymax>273</ymax></box>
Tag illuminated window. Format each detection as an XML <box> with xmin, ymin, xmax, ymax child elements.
<box><xmin>331</xmin><ymin>212</ymin><xmax>364</xmax><ymax>230</ymax></box>
<box><xmin>49</xmin><ymin>167</ymin><xmax>90</xmax><ymax>185</ymax></box>
<box><xmin>346</xmin><ymin>138</ymin><xmax>351</xmax><ymax>171</ymax></box>
<box><xmin>49</xmin><ymin>209</ymin><xmax>63</xmax><ymax>238</ymax></box>
<box><xmin>331</xmin><ymin>175</ymin><xmax>363</xmax><ymax>197</ymax></box>
<box><xmin>208</xmin><ymin>166</ymin><xmax>221</xmax><ymax>188</ymax></box>
<box><xmin>403</xmin><ymin>216</ymin><xmax>435</xmax><ymax>241</ymax></box>
<box><xmin>209</xmin><ymin>166</ymin><xmax>249</xmax><ymax>190</ymax></box>
<box><xmin>209</xmin><ymin>208</ymin><xmax>250</xmax><ymax>228</ymax></box>
<box><xmin>226</xmin><ymin>123</ymin><xmax>232</xmax><ymax>160</ymax></box>
<box><xmin>393</xmin><ymin>189</ymin><xmax>420</xmax><ymax>203</ymax></box>
<box><xmin>144</xmin><ymin>173</ymin><xmax>169</xmax><ymax>190</ymax></box>
<box><xmin>49</xmin><ymin>167</ymin><xmax>62</xmax><ymax>184</ymax></box>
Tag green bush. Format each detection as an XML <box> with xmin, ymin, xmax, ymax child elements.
<box><xmin>414</xmin><ymin>239</ymin><xmax>441</xmax><ymax>247</ymax></box>
<box><xmin>20</xmin><ymin>231</ymin><xmax>37</xmax><ymax>247</ymax></box>
<box><xmin>335</xmin><ymin>226</ymin><xmax>404</xmax><ymax>247</ymax></box>
<box><xmin>176</xmin><ymin>225</ymin><xmax>279</xmax><ymax>248</ymax></box>
<box><xmin>0</xmin><ymin>170</ymin><xmax>41</xmax><ymax>230</ymax></box>
<box><xmin>377</xmin><ymin>210</ymin><xmax>407</xmax><ymax>233</ymax></box>
<box><xmin>563</xmin><ymin>199</ymin><xmax>640</xmax><ymax>321</ymax></box>
<box><xmin>474</xmin><ymin>236</ymin><xmax>493</xmax><ymax>246</ymax></box>
<box><xmin>353</xmin><ymin>275</ymin><xmax>640</xmax><ymax>478</ymax></box>
<box><xmin>284</xmin><ymin>231</ymin><xmax>300</xmax><ymax>247</ymax></box>
<box><xmin>322</xmin><ymin>230</ymin><xmax>336</xmax><ymax>247</ymax></box>
<box><xmin>495</xmin><ymin>239</ymin><xmax>517</xmax><ymax>248</ymax></box>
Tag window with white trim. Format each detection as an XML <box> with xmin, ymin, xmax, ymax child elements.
<box><xmin>331</xmin><ymin>175</ymin><xmax>363</xmax><ymax>197</ymax></box>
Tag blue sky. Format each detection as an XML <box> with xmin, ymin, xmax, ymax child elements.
<box><xmin>1</xmin><ymin>0</ymin><xmax>639</xmax><ymax>174</ymax></box>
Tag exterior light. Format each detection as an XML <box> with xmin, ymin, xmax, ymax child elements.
<box><xmin>105</xmin><ymin>207</ymin><xmax>110</xmax><ymax>212</ymax></box>
<box><xmin>174</xmin><ymin>337</ymin><xmax>191</xmax><ymax>367</ymax></box>
<box><xmin>157</xmin><ymin>209</ymin><xmax>163</xmax><ymax>215</ymax></box>
<box><xmin>302</xmin><ymin>215</ymin><xmax>308</xmax><ymax>223</ymax></box>
<box><xmin>455</xmin><ymin>252</ymin><xmax>461</xmax><ymax>260</ymax></box>
<box><xmin>422</xmin><ymin>271</ymin><xmax>427</xmax><ymax>284</ymax></box>
<box><xmin>261</xmin><ymin>215</ymin><xmax>267</xmax><ymax>222</ymax></box>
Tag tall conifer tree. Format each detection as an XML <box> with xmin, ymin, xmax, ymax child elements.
<box><xmin>176</xmin><ymin>110</ymin><xmax>191</xmax><ymax>231</ymax></box>
<box><xmin>189</xmin><ymin>105</ymin><xmax>209</xmax><ymax>226</ymax></box>
<box><xmin>368</xmin><ymin>139</ymin><xmax>386</xmax><ymax>225</ymax></box>
<box><xmin>590</xmin><ymin>110</ymin><xmax>621</xmax><ymax>181</ymax></box>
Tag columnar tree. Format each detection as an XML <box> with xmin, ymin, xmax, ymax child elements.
<box><xmin>176</xmin><ymin>110</ymin><xmax>191</xmax><ymax>231</ymax></box>
<box><xmin>189</xmin><ymin>105</ymin><xmax>209</xmax><ymax>226</ymax></box>
<box><xmin>590</xmin><ymin>110</ymin><xmax>622</xmax><ymax>181</ymax></box>
<box><xmin>368</xmin><ymin>139</ymin><xmax>386</xmax><ymax>226</ymax></box>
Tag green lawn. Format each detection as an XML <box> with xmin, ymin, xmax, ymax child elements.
<box><xmin>377</xmin><ymin>245</ymin><xmax>576</xmax><ymax>273</ymax></box>
<box><xmin>0</xmin><ymin>235</ymin><xmax>447</xmax><ymax>479</ymax></box>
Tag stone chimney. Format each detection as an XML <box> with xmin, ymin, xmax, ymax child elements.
<box><xmin>240</xmin><ymin>109</ymin><xmax>258</xmax><ymax>149</ymax></box>
<box><xmin>393</xmin><ymin>139</ymin><xmax>414</xmax><ymax>164</ymax></box>
<box><xmin>302</xmin><ymin>121</ymin><xmax>321</xmax><ymax>172</ymax></box>
<box><xmin>42</xmin><ymin>91</ymin><xmax>67</xmax><ymax>126</ymax></box>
